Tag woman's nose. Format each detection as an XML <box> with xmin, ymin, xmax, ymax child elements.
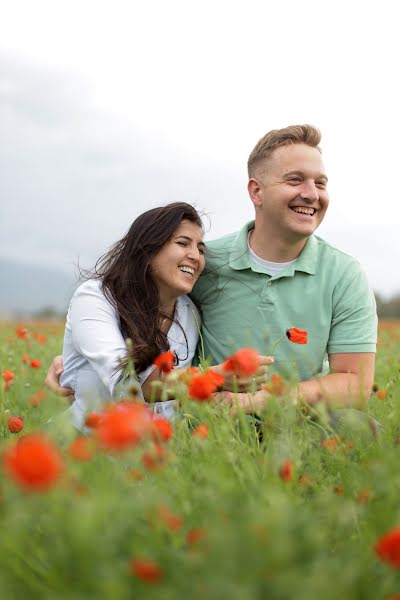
<box><xmin>187</xmin><ymin>246</ymin><xmax>200</xmax><ymax>261</ymax></box>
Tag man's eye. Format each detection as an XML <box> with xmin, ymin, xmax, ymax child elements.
<box><xmin>287</xmin><ymin>177</ymin><xmax>301</xmax><ymax>184</ymax></box>
<box><xmin>316</xmin><ymin>182</ymin><xmax>327</xmax><ymax>189</ymax></box>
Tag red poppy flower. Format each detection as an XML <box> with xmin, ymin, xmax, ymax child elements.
<box><xmin>157</xmin><ymin>504</ymin><xmax>183</xmax><ymax>531</ymax></box>
<box><xmin>2</xmin><ymin>370</ymin><xmax>14</xmax><ymax>383</ymax></box>
<box><xmin>223</xmin><ymin>347</ymin><xmax>259</xmax><ymax>376</ymax></box>
<box><xmin>3</xmin><ymin>434</ymin><xmax>64</xmax><ymax>492</ymax></box>
<box><xmin>186</xmin><ymin>528</ymin><xmax>206</xmax><ymax>545</ymax></box>
<box><xmin>29</xmin><ymin>390</ymin><xmax>47</xmax><ymax>407</ymax></box>
<box><xmin>22</xmin><ymin>353</ymin><xmax>29</xmax><ymax>364</ymax></box>
<box><xmin>96</xmin><ymin>402</ymin><xmax>153</xmax><ymax>451</ymax></box>
<box><xmin>322</xmin><ymin>436</ymin><xmax>341</xmax><ymax>450</ymax></box>
<box><xmin>357</xmin><ymin>489</ymin><xmax>371</xmax><ymax>504</ymax></box>
<box><xmin>264</xmin><ymin>374</ymin><xmax>285</xmax><ymax>396</ymax></box>
<box><xmin>128</xmin><ymin>468</ymin><xmax>143</xmax><ymax>480</ymax></box>
<box><xmin>188</xmin><ymin>374</ymin><xmax>215</xmax><ymax>401</ymax></box>
<box><xmin>152</xmin><ymin>418</ymin><xmax>173</xmax><ymax>442</ymax></box>
<box><xmin>192</xmin><ymin>423</ymin><xmax>209</xmax><ymax>439</ymax></box>
<box><xmin>142</xmin><ymin>443</ymin><xmax>166</xmax><ymax>471</ymax></box>
<box><xmin>286</xmin><ymin>328</ymin><xmax>308</xmax><ymax>344</ymax></box>
<box><xmin>30</xmin><ymin>359</ymin><xmax>42</xmax><ymax>369</ymax></box>
<box><xmin>68</xmin><ymin>437</ymin><xmax>93</xmax><ymax>461</ymax></box>
<box><xmin>279</xmin><ymin>460</ymin><xmax>293</xmax><ymax>482</ymax></box>
<box><xmin>299</xmin><ymin>473</ymin><xmax>314</xmax><ymax>487</ymax></box>
<box><xmin>188</xmin><ymin>369</ymin><xmax>224</xmax><ymax>401</ymax></box>
<box><xmin>178</xmin><ymin>367</ymin><xmax>200</xmax><ymax>385</ymax></box>
<box><xmin>16</xmin><ymin>327</ymin><xmax>28</xmax><ymax>340</ymax></box>
<box><xmin>204</xmin><ymin>369</ymin><xmax>225</xmax><ymax>388</ymax></box>
<box><xmin>85</xmin><ymin>412</ymin><xmax>102</xmax><ymax>429</ymax></box>
<box><xmin>376</xmin><ymin>389</ymin><xmax>389</xmax><ymax>400</ymax></box>
<box><xmin>7</xmin><ymin>416</ymin><xmax>24</xmax><ymax>433</ymax></box>
<box><xmin>33</xmin><ymin>334</ymin><xmax>47</xmax><ymax>344</ymax></box>
<box><xmin>153</xmin><ymin>351</ymin><xmax>175</xmax><ymax>373</ymax></box>
<box><xmin>130</xmin><ymin>558</ymin><xmax>163</xmax><ymax>583</ymax></box>
<box><xmin>375</xmin><ymin>528</ymin><xmax>400</xmax><ymax>568</ymax></box>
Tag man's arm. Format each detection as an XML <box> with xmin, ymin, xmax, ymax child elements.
<box><xmin>296</xmin><ymin>352</ymin><xmax>375</xmax><ymax>408</ymax></box>
<box><xmin>216</xmin><ymin>352</ymin><xmax>375</xmax><ymax>414</ymax></box>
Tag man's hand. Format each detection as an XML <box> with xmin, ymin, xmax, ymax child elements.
<box><xmin>214</xmin><ymin>389</ymin><xmax>270</xmax><ymax>415</ymax></box>
<box><xmin>44</xmin><ymin>356</ymin><xmax>75</xmax><ymax>403</ymax></box>
<box><xmin>213</xmin><ymin>355</ymin><xmax>274</xmax><ymax>393</ymax></box>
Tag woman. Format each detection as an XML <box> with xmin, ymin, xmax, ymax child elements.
<box><xmin>60</xmin><ymin>202</ymin><xmax>206</xmax><ymax>429</ymax></box>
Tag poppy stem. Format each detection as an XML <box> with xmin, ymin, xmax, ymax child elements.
<box><xmin>192</xmin><ymin>310</ymin><xmax>207</xmax><ymax>370</ymax></box>
<box><xmin>271</xmin><ymin>334</ymin><xmax>286</xmax><ymax>355</ymax></box>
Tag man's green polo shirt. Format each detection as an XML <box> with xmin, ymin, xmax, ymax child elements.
<box><xmin>191</xmin><ymin>221</ymin><xmax>377</xmax><ymax>381</ymax></box>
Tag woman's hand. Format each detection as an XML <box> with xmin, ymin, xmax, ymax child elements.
<box><xmin>141</xmin><ymin>369</ymin><xmax>177</xmax><ymax>403</ymax></box>
<box><xmin>213</xmin><ymin>355</ymin><xmax>274</xmax><ymax>392</ymax></box>
<box><xmin>44</xmin><ymin>356</ymin><xmax>75</xmax><ymax>403</ymax></box>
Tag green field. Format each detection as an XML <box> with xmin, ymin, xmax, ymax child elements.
<box><xmin>1</xmin><ymin>321</ymin><xmax>400</xmax><ymax>599</ymax></box>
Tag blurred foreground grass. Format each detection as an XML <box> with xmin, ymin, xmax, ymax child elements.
<box><xmin>1</xmin><ymin>320</ymin><xmax>400</xmax><ymax>599</ymax></box>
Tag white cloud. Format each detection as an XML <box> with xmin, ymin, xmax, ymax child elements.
<box><xmin>1</xmin><ymin>0</ymin><xmax>399</xmax><ymax>298</ymax></box>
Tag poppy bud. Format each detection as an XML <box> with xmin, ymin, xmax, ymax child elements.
<box><xmin>286</xmin><ymin>328</ymin><xmax>308</xmax><ymax>344</ymax></box>
<box><xmin>7</xmin><ymin>416</ymin><xmax>24</xmax><ymax>433</ymax></box>
<box><xmin>153</xmin><ymin>351</ymin><xmax>175</xmax><ymax>373</ymax></box>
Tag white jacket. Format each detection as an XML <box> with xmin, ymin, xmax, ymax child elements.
<box><xmin>60</xmin><ymin>279</ymin><xmax>200</xmax><ymax>429</ymax></box>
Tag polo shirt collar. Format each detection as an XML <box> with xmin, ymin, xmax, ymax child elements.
<box><xmin>228</xmin><ymin>221</ymin><xmax>318</xmax><ymax>275</ymax></box>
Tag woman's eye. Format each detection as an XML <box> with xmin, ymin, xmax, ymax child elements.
<box><xmin>177</xmin><ymin>241</ymin><xmax>187</xmax><ymax>246</ymax></box>
<box><xmin>199</xmin><ymin>248</ymin><xmax>205</xmax><ymax>255</ymax></box>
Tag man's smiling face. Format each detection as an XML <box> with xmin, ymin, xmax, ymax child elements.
<box><xmin>254</xmin><ymin>143</ymin><xmax>329</xmax><ymax>243</ymax></box>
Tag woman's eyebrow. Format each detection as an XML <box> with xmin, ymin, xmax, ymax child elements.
<box><xmin>176</xmin><ymin>235</ymin><xmax>205</xmax><ymax>247</ymax></box>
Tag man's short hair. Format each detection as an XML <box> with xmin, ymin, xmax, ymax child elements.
<box><xmin>247</xmin><ymin>124</ymin><xmax>322</xmax><ymax>178</ymax></box>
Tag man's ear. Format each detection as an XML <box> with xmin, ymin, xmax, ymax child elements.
<box><xmin>248</xmin><ymin>178</ymin><xmax>263</xmax><ymax>207</ymax></box>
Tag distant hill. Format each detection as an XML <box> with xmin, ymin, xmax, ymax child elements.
<box><xmin>1</xmin><ymin>257</ymin><xmax>399</xmax><ymax>320</ymax></box>
<box><xmin>0</xmin><ymin>258</ymin><xmax>78</xmax><ymax>318</ymax></box>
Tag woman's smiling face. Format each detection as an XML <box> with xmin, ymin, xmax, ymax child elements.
<box><xmin>150</xmin><ymin>220</ymin><xmax>205</xmax><ymax>303</ymax></box>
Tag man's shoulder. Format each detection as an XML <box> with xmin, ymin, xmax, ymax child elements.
<box><xmin>206</xmin><ymin>229</ymin><xmax>240</xmax><ymax>252</ymax></box>
<box><xmin>314</xmin><ymin>235</ymin><xmax>362</xmax><ymax>271</ymax></box>
<box><xmin>203</xmin><ymin>229</ymin><xmax>242</xmax><ymax>269</ymax></box>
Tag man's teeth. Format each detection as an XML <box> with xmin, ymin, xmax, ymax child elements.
<box><xmin>291</xmin><ymin>207</ymin><xmax>316</xmax><ymax>216</ymax></box>
<box><xmin>179</xmin><ymin>266</ymin><xmax>194</xmax><ymax>275</ymax></box>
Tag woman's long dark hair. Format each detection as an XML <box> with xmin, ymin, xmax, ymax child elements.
<box><xmin>86</xmin><ymin>202</ymin><xmax>203</xmax><ymax>373</ymax></box>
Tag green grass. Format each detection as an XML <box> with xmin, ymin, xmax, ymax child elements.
<box><xmin>1</xmin><ymin>320</ymin><xmax>400</xmax><ymax>599</ymax></box>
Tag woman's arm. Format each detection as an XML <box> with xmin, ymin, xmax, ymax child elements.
<box><xmin>68</xmin><ymin>282</ymin><xmax>132</xmax><ymax>398</ymax></box>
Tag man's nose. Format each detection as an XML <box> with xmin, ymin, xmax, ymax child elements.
<box><xmin>300</xmin><ymin>180</ymin><xmax>319</xmax><ymax>202</ymax></box>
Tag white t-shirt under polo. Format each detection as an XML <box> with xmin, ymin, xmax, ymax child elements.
<box><xmin>247</xmin><ymin>239</ymin><xmax>297</xmax><ymax>275</ymax></box>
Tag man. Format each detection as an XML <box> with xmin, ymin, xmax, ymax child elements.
<box><xmin>46</xmin><ymin>124</ymin><xmax>377</xmax><ymax>411</ymax></box>
<box><xmin>190</xmin><ymin>124</ymin><xmax>377</xmax><ymax>410</ymax></box>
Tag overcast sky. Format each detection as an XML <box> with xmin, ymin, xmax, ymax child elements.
<box><xmin>1</xmin><ymin>0</ymin><xmax>399</xmax><ymax>297</ymax></box>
